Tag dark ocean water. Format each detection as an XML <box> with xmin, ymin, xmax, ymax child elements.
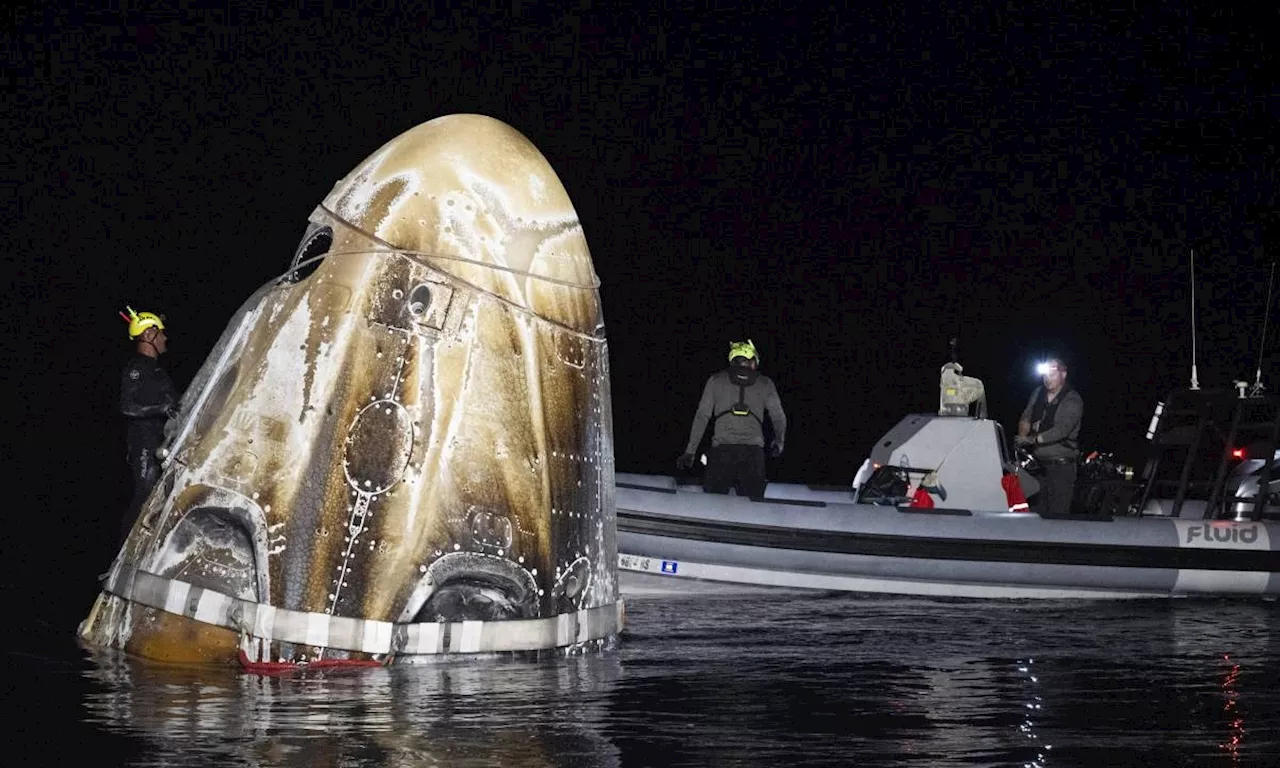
<box><xmin>8</xmin><ymin>590</ymin><xmax>1280</xmax><ymax>767</ymax></box>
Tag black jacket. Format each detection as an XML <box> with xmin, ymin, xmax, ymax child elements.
<box><xmin>120</xmin><ymin>353</ymin><xmax>179</xmax><ymax>451</ymax></box>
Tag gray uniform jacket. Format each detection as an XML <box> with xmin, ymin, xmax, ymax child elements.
<box><xmin>1019</xmin><ymin>386</ymin><xmax>1084</xmax><ymax>461</ymax></box>
<box><xmin>684</xmin><ymin>370</ymin><xmax>787</xmax><ymax>453</ymax></box>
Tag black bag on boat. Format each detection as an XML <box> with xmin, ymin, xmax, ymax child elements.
<box><xmin>858</xmin><ymin>466</ymin><xmax>911</xmax><ymax>506</ymax></box>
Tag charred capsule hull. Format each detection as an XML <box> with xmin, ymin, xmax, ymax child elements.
<box><xmin>79</xmin><ymin>115</ymin><xmax>621</xmax><ymax>665</ymax></box>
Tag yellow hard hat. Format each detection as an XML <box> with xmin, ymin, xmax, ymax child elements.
<box><xmin>120</xmin><ymin>306</ymin><xmax>166</xmax><ymax>339</ymax></box>
<box><xmin>728</xmin><ymin>339</ymin><xmax>758</xmax><ymax>363</ymax></box>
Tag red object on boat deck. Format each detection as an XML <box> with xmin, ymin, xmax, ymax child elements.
<box><xmin>910</xmin><ymin>486</ymin><xmax>935</xmax><ymax>508</ymax></box>
<box><xmin>1002</xmin><ymin>473</ymin><xmax>1030</xmax><ymax>513</ymax></box>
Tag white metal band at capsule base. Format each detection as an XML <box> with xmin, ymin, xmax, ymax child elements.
<box><xmin>104</xmin><ymin>568</ymin><xmax>623</xmax><ymax>656</ymax></box>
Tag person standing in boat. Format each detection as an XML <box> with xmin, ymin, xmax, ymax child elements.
<box><xmin>677</xmin><ymin>339</ymin><xmax>787</xmax><ymax>498</ymax></box>
<box><xmin>1016</xmin><ymin>358</ymin><xmax>1084</xmax><ymax>517</ymax></box>
<box><xmin>118</xmin><ymin>306</ymin><xmax>180</xmax><ymax>545</ymax></box>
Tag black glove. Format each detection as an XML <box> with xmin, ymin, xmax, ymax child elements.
<box><xmin>676</xmin><ymin>453</ymin><xmax>696</xmax><ymax>470</ymax></box>
<box><xmin>769</xmin><ymin>440</ymin><xmax>784</xmax><ymax>458</ymax></box>
<box><xmin>1014</xmin><ymin>435</ymin><xmax>1035</xmax><ymax>447</ymax></box>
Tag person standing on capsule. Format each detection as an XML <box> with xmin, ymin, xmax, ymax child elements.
<box><xmin>678</xmin><ymin>339</ymin><xmax>787</xmax><ymax>498</ymax></box>
<box><xmin>118</xmin><ymin>306</ymin><xmax>180</xmax><ymax>544</ymax></box>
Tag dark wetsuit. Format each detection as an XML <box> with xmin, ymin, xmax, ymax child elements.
<box><xmin>120</xmin><ymin>354</ymin><xmax>178</xmax><ymax>543</ymax></box>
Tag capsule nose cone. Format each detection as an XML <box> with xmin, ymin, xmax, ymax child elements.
<box><xmin>319</xmin><ymin>113</ymin><xmax>602</xmax><ymax>334</ymax></box>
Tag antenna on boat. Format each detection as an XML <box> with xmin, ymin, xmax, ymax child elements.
<box><xmin>1250</xmin><ymin>256</ymin><xmax>1277</xmax><ymax>397</ymax></box>
<box><xmin>1189</xmin><ymin>247</ymin><xmax>1200</xmax><ymax>391</ymax></box>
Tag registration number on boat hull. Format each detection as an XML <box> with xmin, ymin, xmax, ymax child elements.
<box><xmin>619</xmin><ymin>554</ymin><xmax>680</xmax><ymax>575</ymax></box>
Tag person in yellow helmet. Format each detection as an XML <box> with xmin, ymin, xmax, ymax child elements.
<box><xmin>117</xmin><ymin>306</ymin><xmax>180</xmax><ymax>545</ymax></box>
<box><xmin>678</xmin><ymin>339</ymin><xmax>787</xmax><ymax>498</ymax></box>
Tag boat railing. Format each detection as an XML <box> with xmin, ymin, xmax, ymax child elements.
<box><xmin>1133</xmin><ymin>388</ymin><xmax>1278</xmax><ymax>520</ymax></box>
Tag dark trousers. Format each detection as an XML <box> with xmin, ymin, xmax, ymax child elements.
<box><xmin>123</xmin><ymin>444</ymin><xmax>161</xmax><ymax>546</ymax></box>
<box><xmin>704</xmin><ymin>444</ymin><xmax>767</xmax><ymax>498</ymax></box>
<box><xmin>1033</xmin><ymin>460</ymin><xmax>1078</xmax><ymax>517</ymax></box>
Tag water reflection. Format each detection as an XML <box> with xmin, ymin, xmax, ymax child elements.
<box><xmin>597</xmin><ymin>595</ymin><xmax>1060</xmax><ymax>767</ymax></box>
<box><xmin>1221</xmin><ymin>653</ymin><xmax>1243</xmax><ymax>768</ymax></box>
<box><xmin>1173</xmin><ymin>602</ymin><xmax>1276</xmax><ymax>768</ymax></box>
<box><xmin>82</xmin><ymin>648</ymin><xmax>624</xmax><ymax>768</ymax></box>
<box><xmin>65</xmin><ymin>595</ymin><xmax>1280</xmax><ymax>767</ymax></box>
<box><xmin>1016</xmin><ymin>657</ymin><xmax>1051</xmax><ymax>768</ymax></box>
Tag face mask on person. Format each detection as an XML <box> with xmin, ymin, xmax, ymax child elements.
<box><xmin>728</xmin><ymin>359</ymin><xmax>759</xmax><ymax>385</ymax></box>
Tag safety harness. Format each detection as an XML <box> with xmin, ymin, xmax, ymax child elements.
<box><xmin>714</xmin><ymin>367</ymin><xmax>763</xmax><ymax>426</ymax></box>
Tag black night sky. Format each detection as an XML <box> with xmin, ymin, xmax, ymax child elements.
<box><xmin>4</xmin><ymin>2</ymin><xmax>1279</xmax><ymax>592</ymax></box>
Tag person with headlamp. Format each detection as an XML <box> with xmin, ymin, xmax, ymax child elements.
<box><xmin>1016</xmin><ymin>358</ymin><xmax>1084</xmax><ymax>517</ymax></box>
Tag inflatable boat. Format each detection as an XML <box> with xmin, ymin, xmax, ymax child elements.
<box><xmin>616</xmin><ymin>365</ymin><xmax>1280</xmax><ymax>599</ymax></box>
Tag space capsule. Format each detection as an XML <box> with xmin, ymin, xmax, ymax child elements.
<box><xmin>78</xmin><ymin>114</ymin><xmax>622</xmax><ymax>666</ymax></box>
